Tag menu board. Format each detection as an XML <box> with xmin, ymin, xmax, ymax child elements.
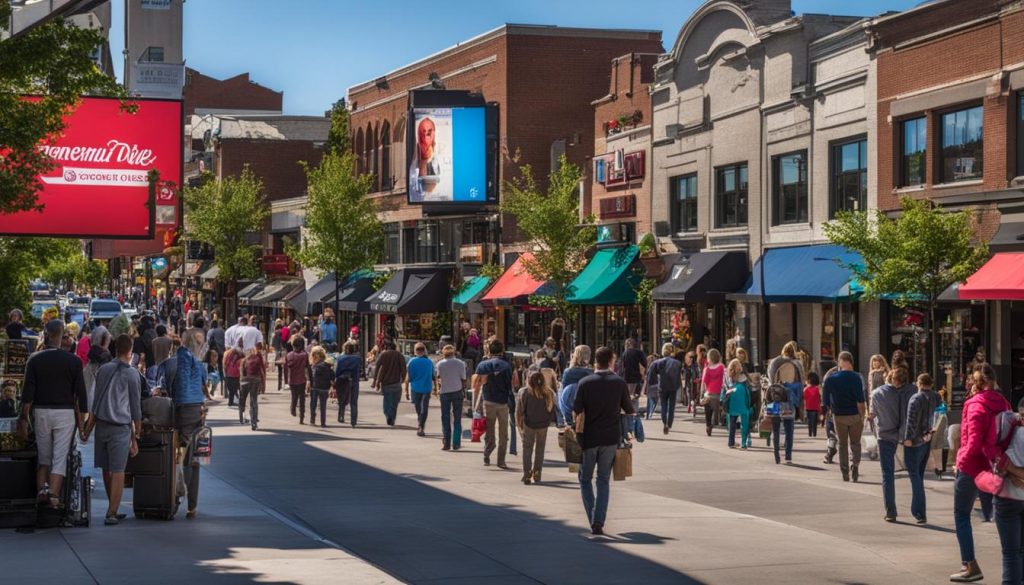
<box><xmin>1</xmin><ymin>339</ymin><xmax>31</xmax><ymax>378</ymax></box>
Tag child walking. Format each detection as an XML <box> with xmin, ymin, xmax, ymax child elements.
<box><xmin>803</xmin><ymin>371</ymin><xmax>821</xmax><ymax>437</ymax></box>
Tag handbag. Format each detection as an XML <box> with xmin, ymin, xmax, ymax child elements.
<box><xmin>471</xmin><ymin>414</ymin><xmax>486</xmax><ymax>443</ymax></box>
<box><xmin>563</xmin><ymin>427</ymin><xmax>584</xmax><ymax>464</ymax></box>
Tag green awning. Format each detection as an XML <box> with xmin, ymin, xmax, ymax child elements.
<box><xmin>568</xmin><ymin>245</ymin><xmax>641</xmax><ymax>305</ymax></box>
<box><xmin>453</xmin><ymin>275</ymin><xmax>492</xmax><ymax>309</ymax></box>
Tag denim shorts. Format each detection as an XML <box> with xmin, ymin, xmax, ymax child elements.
<box><xmin>94</xmin><ymin>420</ymin><xmax>132</xmax><ymax>472</ymax></box>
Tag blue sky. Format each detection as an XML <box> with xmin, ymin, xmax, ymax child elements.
<box><xmin>110</xmin><ymin>0</ymin><xmax>923</xmax><ymax>115</ymax></box>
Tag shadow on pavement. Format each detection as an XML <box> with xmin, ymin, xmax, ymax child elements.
<box><xmin>208</xmin><ymin>427</ymin><xmax>706</xmax><ymax>585</ymax></box>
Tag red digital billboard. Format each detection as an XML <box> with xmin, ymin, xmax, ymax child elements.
<box><xmin>0</xmin><ymin>96</ymin><xmax>183</xmax><ymax>239</ymax></box>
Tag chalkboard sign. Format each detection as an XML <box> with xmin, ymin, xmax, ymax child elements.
<box><xmin>2</xmin><ymin>340</ymin><xmax>31</xmax><ymax>379</ymax></box>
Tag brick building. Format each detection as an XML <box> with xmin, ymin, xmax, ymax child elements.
<box><xmin>869</xmin><ymin>0</ymin><xmax>1024</xmax><ymax>401</ymax></box>
<box><xmin>590</xmin><ymin>53</ymin><xmax>659</xmax><ymax>237</ymax></box>
<box><xmin>183</xmin><ymin>68</ymin><xmax>283</xmax><ymax>116</ymax></box>
<box><xmin>345</xmin><ymin>24</ymin><xmax>662</xmax><ymax>351</ymax></box>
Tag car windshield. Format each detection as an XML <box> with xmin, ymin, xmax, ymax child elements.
<box><xmin>91</xmin><ymin>301</ymin><xmax>121</xmax><ymax>313</ymax></box>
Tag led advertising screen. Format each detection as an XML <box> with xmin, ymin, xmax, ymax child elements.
<box><xmin>0</xmin><ymin>96</ymin><xmax>182</xmax><ymax>239</ymax></box>
<box><xmin>407</xmin><ymin>106</ymin><xmax>488</xmax><ymax>204</ymax></box>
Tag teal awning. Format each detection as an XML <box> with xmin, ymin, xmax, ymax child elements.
<box><xmin>568</xmin><ymin>245</ymin><xmax>640</xmax><ymax>305</ymax></box>
<box><xmin>453</xmin><ymin>275</ymin><xmax>492</xmax><ymax>310</ymax></box>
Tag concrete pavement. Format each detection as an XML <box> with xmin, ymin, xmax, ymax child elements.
<box><xmin>3</xmin><ymin>372</ymin><xmax>1003</xmax><ymax>584</ymax></box>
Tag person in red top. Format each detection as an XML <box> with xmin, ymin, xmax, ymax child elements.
<box><xmin>222</xmin><ymin>338</ymin><xmax>244</xmax><ymax>407</ymax></box>
<box><xmin>284</xmin><ymin>338</ymin><xmax>311</xmax><ymax>424</ymax></box>
<box><xmin>803</xmin><ymin>371</ymin><xmax>822</xmax><ymax>437</ymax></box>
<box><xmin>951</xmin><ymin>365</ymin><xmax>1014</xmax><ymax>582</ymax></box>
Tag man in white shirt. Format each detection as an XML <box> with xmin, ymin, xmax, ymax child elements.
<box><xmin>224</xmin><ymin>317</ymin><xmax>246</xmax><ymax>352</ymax></box>
<box><xmin>240</xmin><ymin>316</ymin><xmax>264</xmax><ymax>351</ymax></box>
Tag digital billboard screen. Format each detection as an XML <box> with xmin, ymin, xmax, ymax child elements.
<box><xmin>407</xmin><ymin>106</ymin><xmax>489</xmax><ymax>205</ymax></box>
<box><xmin>0</xmin><ymin>96</ymin><xmax>182</xmax><ymax>239</ymax></box>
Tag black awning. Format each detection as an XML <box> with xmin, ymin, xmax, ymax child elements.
<box><xmin>652</xmin><ymin>251</ymin><xmax>749</xmax><ymax>304</ymax></box>
<box><xmin>305</xmin><ymin>273</ymin><xmax>338</xmax><ymax>305</ymax></box>
<box><xmin>990</xmin><ymin>221</ymin><xmax>1024</xmax><ymax>252</ymax></box>
<box><xmin>249</xmin><ymin>279</ymin><xmax>304</xmax><ymax>307</ymax></box>
<box><xmin>326</xmin><ymin>274</ymin><xmax>378</xmax><ymax>313</ymax></box>
<box><xmin>365</xmin><ymin>268</ymin><xmax>454</xmax><ymax>314</ymax></box>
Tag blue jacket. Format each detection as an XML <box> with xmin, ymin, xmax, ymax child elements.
<box><xmin>161</xmin><ymin>347</ymin><xmax>206</xmax><ymax>405</ymax></box>
<box><xmin>334</xmin><ymin>354</ymin><xmax>362</xmax><ymax>391</ymax></box>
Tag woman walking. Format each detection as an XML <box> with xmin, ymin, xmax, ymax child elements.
<box><xmin>701</xmin><ymin>349</ymin><xmax>726</xmax><ymax>436</ymax></box>
<box><xmin>239</xmin><ymin>343</ymin><xmax>266</xmax><ymax>430</ymax></box>
<box><xmin>558</xmin><ymin>345</ymin><xmax>593</xmax><ymax>427</ymax></box>
<box><xmin>516</xmin><ymin>371</ymin><xmax>556</xmax><ymax>484</ymax></box>
<box><xmin>271</xmin><ymin>319</ymin><xmax>284</xmax><ymax>391</ymax></box>
<box><xmin>284</xmin><ymin>337</ymin><xmax>310</xmax><ymax>424</ymax></box>
<box><xmin>950</xmin><ymin>364</ymin><xmax>1008</xmax><ymax>582</ymax></box>
<box><xmin>767</xmin><ymin>382</ymin><xmax>796</xmax><ymax>464</ymax></box>
<box><xmin>725</xmin><ymin>359</ymin><xmax>752</xmax><ymax>449</ymax></box>
<box><xmin>223</xmin><ymin>338</ymin><xmax>243</xmax><ymax>408</ymax></box>
<box><xmin>437</xmin><ymin>345</ymin><xmax>467</xmax><ymax>450</ymax></box>
<box><xmin>868</xmin><ymin>354</ymin><xmax>890</xmax><ymax>391</ymax></box>
<box><xmin>308</xmin><ymin>346</ymin><xmax>333</xmax><ymax>428</ymax></box>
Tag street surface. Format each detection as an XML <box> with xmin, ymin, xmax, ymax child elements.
<box><xmin>2</xmin><ymin>369</ymin><xmax>1002</xmax><ymax>584</ymax></box>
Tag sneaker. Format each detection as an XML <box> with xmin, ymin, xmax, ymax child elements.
<box><xmin>915</xmin><ymin>516</ymin><xmax>927</xmax><ymax>525</ymax></box>
<box><xmin>497</xmin><ymin>463</ymin><xmax>509</xmax><ymax>470</ymax></box>
<box><xmin>453</xmin><ymin>444</ymin><xmax>461</xmax><ymax>450</ymax></box>
<box><xmin>663</xmin><ymin>425</ymin><xmax>669</xmax><ymax>435</ymax></box>
<box><xmin>591</xmin><ymin>522</ymin><xmax>604</xmax><ymax>536</ymax></box>
<box><xmin>442</xmin><ymin>445</ymin><xmax>450</xmax><ymax>451</ymax></box>
<box><xmin>740</xmin><ymin>445</ymin><xmax>748</xmax><ymax>450</ymax></box>
<box><xmin>950</xmin><ymin>561</ymin><xmax>984</xmax><ymax>582</ymax></box>
<box><xmin>484</xmin><ymin>457</ymin><xmax>490</xmax><ymax>466</ymax></box>
<box><xmin>884</xmin><ymin>515</ymin><xmax>896</xmax><ymax>523</ymax></box>
<box><xmin>417</xmin><ymin>429</ymin><xmax>426</xmax><ymax>437</ymax></box>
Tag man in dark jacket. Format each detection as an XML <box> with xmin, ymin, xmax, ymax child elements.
<box><xmin>573</xmin><ymin>346</ymin><xmax>634</xmax><ymax>536</ymax></box>
<box><xmin>372</xmin><ymin>341</ymin><xmax>407</xmax><ymax>426</ymax></box>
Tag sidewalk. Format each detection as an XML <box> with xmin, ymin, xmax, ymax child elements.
<box><xmin>0</xmin><ymin>398</ymin><xmax>399</xmax><ymax>585</ymax></box>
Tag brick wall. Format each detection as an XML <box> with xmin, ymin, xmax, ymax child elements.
<box><xmin>216</xmin><ymin>139</ymin><xmax>325</xmax><ymax>202</ymax></box>
<box><xmin>183</xmin><ymin>68</ymin><xmax>283</xmax><ymax>116</ymax></box>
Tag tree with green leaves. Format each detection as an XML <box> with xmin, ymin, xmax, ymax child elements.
<box><xmin>184</xmin><ymin>169</ymin><xmax>269</xmax><ymax>317</ymax></box>
<box><xmin>287</xmin><ymin>152</ymin><xmax>383</xmax><ymax>316</ymax></box>
<box><xmin>824</xmin><ymin>197</ymin><xmax>989</xmax><ymax>379</ymax></box>
<box><xmin>501</xmin><ymin>155</ymin><xmax>596</xmax><ymax>319</ymax></box>
<box><xmin>326</xmin><ymin>98</ymin><xmax>351</xmax><ymax>154</ymax></box>
<box><xmin>0</xmin><ymin>5</ymin><xmax>130</xmax><ymax>214</ymax></box>
<box><xmin>0</xmin><ymin>238</ymin><xmax>77</xmax><ymax>317</ymax></box>
<box><xmin>39</xmin><ymin>240</ymin><xmax>108</xmax><ymax>292</ymax></box>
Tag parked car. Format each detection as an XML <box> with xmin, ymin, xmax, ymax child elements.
<box><xmin>88</xmin><ymin>298</ymin><xmax>123</xmax><ymax>322</ymax></box>
<box><xmin>30</xmin><ymin>300</ymin><xmax>57</xmax><ymax>320</ymax></box>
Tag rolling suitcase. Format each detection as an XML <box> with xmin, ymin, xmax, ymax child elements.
<box><xmin>128</xmin><ymin>428</ymin><xmax>179</xmax><ymax>520</ymax></box>
<box><xmin>63</xmin><ymin>447</ymin><xmax>91</xmax><ymax>527</ymax></box>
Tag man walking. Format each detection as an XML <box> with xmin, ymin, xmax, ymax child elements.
<box><xmin>473</xmin><ymin>339</ymin><xmax>513</xmax><ymax>469</ymax></box>
<box><xmin>903</xmin><ymin>373</ymin><xmax>937</xmax><ymax>524</ymax></box>
<box><xmin>646</xmin><ymin>343</ymin><xmax>682</xmax><ymax>435</ymax></box>
<box><xmin>822</xmin><ymin>351</ymin><xmax>866</xmax><ymax>482</ymax></box>
<box><xmin>334</xmin><ymin>341</ymin><xmax>363</xmax><ymax>426</ymax></box>
<box><xmin>372</xmin><ymin>341</ymin><xmax>407</xmax><ymax>426</ymax></box>
<box><xmin>224</xmin><ymin>316</ymin><xmax>246</xmax><ymax>353</ymax></box>
<box><xmin>573</xmin><ymin>346</ymin><xmax>634</xmax><ymax>535</ymax></box>
<box><xmin>320</xmin><ymin>315</ymin><xmax>338</xmax><ymax>352</ymax></box>
<box><xmin>871</xmin><ymin>366</ymin><xmax>917</xmax><ymax>523</ymax></box>
<box><xmin>17</xmin><ymin>320</ymin><xmax>88</xmax><ymax>508</ymax></box>
<box><xmin>80</xmin><ymin>334</ymin><xmax>142</xmax><ymax>525</ymax></box>
<box><xmin>151</xmin><ymin>324</ymin><xmax>173</xmax><ymax>365</ymax></box>
<box><xmin>406</xmin><ymin>343</ymin><xmax>435</xmax><ymax>437</ymax></box>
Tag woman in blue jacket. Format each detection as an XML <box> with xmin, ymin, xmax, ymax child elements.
<box><xmin>726</xmin><ymin>359</ymin><xmax>752</xmax><ymax>449</ymax></box>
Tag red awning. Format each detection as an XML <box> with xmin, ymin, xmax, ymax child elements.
<box><xmin>480</xmin><ymin>253</ymin><xmax>549</xmax><ymax>306</ymax></box>
<box><xmin>959</xmin><ymin>253</ymin><xmax>1024</xmax><ymax>301</ymax></box>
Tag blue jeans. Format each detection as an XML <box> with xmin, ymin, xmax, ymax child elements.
<box><xmin>879</xmin><ymin>439</ymin><xmax>898</xmax><ymax>517</ymax></box>
<box><xmin>339</xmin><ymin>385</ymin><xmax>359</xmax><ymax>424</ymax></box>
<box><xmin>771</xmin><ymin>417</ymin><xmax>794</xmax><ymax>462</ymax></box>
<box><xmin>579</xmin><ymin>444</ymin><xmax>617</xmax><ymax>527</ymax></box>
<box><xmin>955</xmin><ymin>472</ymin><xmax>994</xmax><ymax>563</ymax></box>
<box><xmin>729</xmin><ymin>413</ymin><xmax>750</xmax><ymax>447</ymax></box>
<box><xmin>646</xmin><ymin>388</ymin><xmax>659</xmax><ymax>419</ymax></box>
<box><xmin>440</xmin><ymin>392</ymin><xmax>464</xmax><ymax>448</ymax></box>
<box><xmin>412</xmin><ymin>392</ymin><xmax>431</xmax><ymax>429</ymax></box>
<box><xmin>996</xmin><ymin>496</ymin><xmax>1024</xmax><ymax>584</ymax></box>
<box><xmin>381</xmin><ymin>384</ymin><xmax>401</xmax><ymax>426</ymax></box>
<box><xmin>660</xmin><ymin>390</ymin><xmax>676</xmax><ymax>429</ymax></box>
<box><xmin>904</xmin><ymin>443</ymin><xmax>930</xmax><ymax>520</ymax></box>
<box><xmin>508</xmin><ymin>398</ymin><xmax>518</xmax><ymax>454</ymax></box>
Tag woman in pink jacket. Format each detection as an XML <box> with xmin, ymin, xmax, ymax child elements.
<box><xmin>952</xmin><ymin>365</ymin><xmax>1013</xmax><ymax>582</ymax></box>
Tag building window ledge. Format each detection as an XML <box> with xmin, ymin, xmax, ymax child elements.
<box><xmin>709</xmin><ymin>227</ymin><xmax>749</xmax><ymax>235</ymax></box>
<box><xmin>894</xmin><ymin>185</ymin><xmax>926</xmax><ymax>195</ymax></box>
<box><xmin>933</xmin><ymin>179</ymin><xmax>983</xmax><ymax>190</ymax></box>
<box><xmin>769</xmin><ymin>223</ymin><xmax>811</xmax><ymax>233</ymax></box>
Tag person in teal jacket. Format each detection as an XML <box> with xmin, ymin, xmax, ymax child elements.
<box><xmin>726</xmin><ymin>359</ymin><xmax>753</xmax><ymax>449</ymax></box>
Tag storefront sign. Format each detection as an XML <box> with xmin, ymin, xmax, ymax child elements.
<box><xmin>459</xmin><ymin>243</ymin><xmax>486</xmax><ymax>264</ymax></box>
<box><xmin>1</xmin><ymin>340</ymin><xmax>31</xmax><ymax>378</ymax></box>
<box><xmin>262</xmin><ymin>254</ymin><xmax>295</xmax><ymax>276</ymax></box>
<box><xmin>0</xmin><ymin>97</ymin><xmax>182</xmax><ymax>239</ymax></box>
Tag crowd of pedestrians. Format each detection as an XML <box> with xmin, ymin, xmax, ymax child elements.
<box><xmin>9</xmin><ymin>301</ymin><xmax>1024</xmax><ymax>582</ymax></box>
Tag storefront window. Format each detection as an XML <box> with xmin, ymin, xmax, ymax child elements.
<box><xmin>591</xmin><ymin>305</ymin><xmax>642</xmax><ymax>355</ymax></box>
<box><xmin>657</xmin><ymin>305</ymin><xmax>713</xmax><ymax>354</ymax></box>
<box><xmin>821</xmin><ymin>304</ymin><xmax>857</xmax><ymax>373</ymax></box>
<box><xmin>505</xmin><ymin>310</ymin><xmax>553</xmax><ymax>349</ymax></box>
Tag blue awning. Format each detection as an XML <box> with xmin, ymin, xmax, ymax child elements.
<box><xmin>728</xmin><ymin>244</ymin><xmax>863</xmax><ymax>303</ymax></box>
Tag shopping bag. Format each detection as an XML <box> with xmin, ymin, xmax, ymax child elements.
<box><xmin>192</xmin><ymin>426</ymin><xmax>213</xmax><ymax>466</ymax></box>
<box><xmin>758</xmin><ymin>416</ymin><xmax>773</xmax><ymax>439</ymax></box>
<box><xmin>471</xmin><ymin>415</ymin><xmax>486</xmax><ymax>443</ymax></box>
<box><xmin>862</xmin><ymin>433</ymin><xmax>879</xmax><ymax>461</ymax></box>
<box><xmin>563</xmin><ymin>428</ymin><xmax>584</xmax><ymax>464</ymax></box>
<box><xmin>613</xmin><ymin>447</ymin><xmax>632</xmax><ymax>481</ymax></box>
